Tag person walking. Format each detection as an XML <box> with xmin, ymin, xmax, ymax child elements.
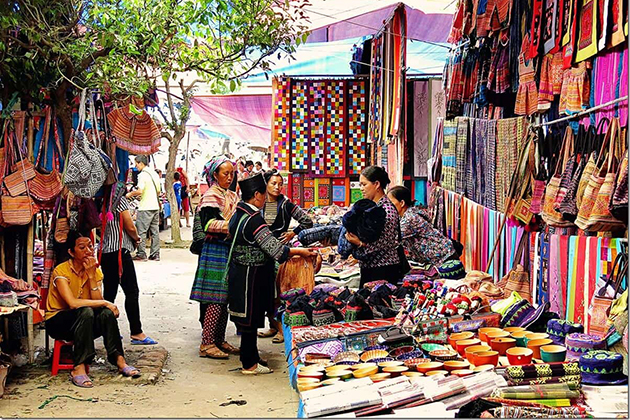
<box><xmin>99</xmin><ymin>182</ymin><xmax>158</xmax><ymax>345</ymax></box>
<box><xmin>177</xmin><ymin>167</ymin><xmax>192</xmax><ymax>228</ymax></box>
<box><xmin>127</xmin><ymin>155</ymin><xmax>161</xmax><ymax>262</ymax></box>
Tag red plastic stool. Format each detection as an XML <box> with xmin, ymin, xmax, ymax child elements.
<box><xmin>51</xmin><ymin>340</ymin><xmax>88</xmax><ymax>376</ymax></box>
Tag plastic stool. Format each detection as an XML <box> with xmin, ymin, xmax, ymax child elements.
<box><xmin>51</xmin><ymin>340</ymin><xmax>88</xmax><ymax>376</ymax></box>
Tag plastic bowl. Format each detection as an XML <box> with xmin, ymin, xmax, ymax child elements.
<box><xmin>360</xmin><ymin>349</ymin><xmax>389</xmax><ymax>362</ymax></box>
<box><xmin>429</xmin><ymin>349</ymin><xmax>459</xmax><ymax>361</ymax></box>
<box><xmin>382</xmin><ymin>366</ymin><xmax>409</xmax><ymax>377</ymax></box>
<box><xmin>333</xmin><ymin>351</ymin><xmax>361</xmax><ymax>364</ymax></box>
<box><xmin>473</xmin><ymin>350</ymin><xmax>499</xmax><ymax>367</ymax></box>
<box><xmin>506</xmin><ymin>347</ymin><xmax>533</xmax><ymax>365</ymax></box>
<box><xmin>489</xmin><ymin>337</ymin><xmax>517</xmax><ymax>356</ymax></box>
<box><xmin>425</xmin><ymin>370</ymin><xmax>449</xmax><ymax>377</ymax></box>
<box><xmin>449</xmin><ymin>332</ymin><xmax>474</xmax><ymax>348</ymax></box>
<box><xmin>403</xmin><ymin>358</ymin><xmax>432</xmax><ymax>371</ymax></box>
<box><xmin>378</xmin><ymin>360</ymin><xmax>404</xmax><ymax>369</ymax></box>
<box><xmin>511</xmin><ymin>331</ymin><xmax>531</xmax><ymax>347</ymax></box>
<box><xmin>503</xmin><ymin>326</ymin><xmax>526</xmax><ymax>334</ymax></box>
<box><xmin>485</xmin><ymin>330</ymin><xmax>510</xmax><ymax>342</ymax></box>
<box><xmin>527</xmin><ymin>338</ymin><xmax>553</xmax><ymax>359</ymax></box>
<box><xmin>402</xmin><ymin>371</ymin><xmax>424</xmax><ymax>378</ymax></box>
<box><xmin>443</xmin><ymin>360</ymin><xmax>470</xmax><ymax>372</ymax></box>
<box><xmin>456</xmin><ymin>338</ymin><xmax>481</xmax><ymax>356</ymax></box>
<box><xmin>326</xmin><ymin>369</ymin><xmax>353</xmax><ymax>380</ymax></box>
<box><xmin>478</xmin><ymin>327</ymin><xmax>503</xmax><ymax>343</ymax></box>
<box><xmin>417</xmin><ymin>361</ymin><xmax>444</xmax><ymax>374</ymax></box>
<box><xmin>540</xmin><ymin>345</ymin><xmax>567</xmax><ymax>363</ymax></box>
<box><xmin>389</xmin><ymin>346</ymin><xmax>415</xmax><ymax>358</ymax></box>
<box><xmin>353</xmin><ymin>366</ymin><xmax>379</xmax><ymax>378</ymax></box>
<box><xmin>350</xmin><ymin>362</ymin><xmax>377</xmax><ymax>371</ymax></box>
<box><xmin>451</xmin><ymin>369</ymin><xmax>474</xmax><ymax>377</ymax></box>
<box><xmin>369</xmin><ymin>372</ymin><xmax>391</xmax><ymax>383</ymax></box>
<box><xmin>464</xmin><ymin>345</ymin><xmax>491</xmax><ymax>364</ymax></box>
<box><xmin>472</xmin><ymin>364</ymin><xmax>495</xmax><ymax>373</ymax></box>
<box><xmin>396</xmin><ymin>351</ymin><xmax>425</xmax><ymax>361</ymax></box>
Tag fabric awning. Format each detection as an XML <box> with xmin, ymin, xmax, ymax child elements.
<box><xmin>190</xmin><ymin>95</ymin><xmax>272</xmax><ymax>149</ymax></box>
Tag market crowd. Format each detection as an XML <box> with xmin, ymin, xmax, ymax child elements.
<box><xmin>45</xmin><ymin>152</ymin><xmax>463</xmax><ymax>385</ymax></box>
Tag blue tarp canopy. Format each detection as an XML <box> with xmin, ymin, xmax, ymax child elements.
<box><xmin>242</xmin><ymin>37</ymin><xmax>448</xmax><ymax>83</ymax></box>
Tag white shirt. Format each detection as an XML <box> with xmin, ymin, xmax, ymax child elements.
<box><xmin>137</xmin><ymin>167</ymin><xmax>161</xmax><ymax>211</ymax></box>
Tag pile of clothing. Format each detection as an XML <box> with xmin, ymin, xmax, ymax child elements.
<box><xmin>0</xmin><ymin>269</ymin><xmax>40</xmax><ymax>309</ymax></box>
<box><xmin>281</xmin><ymin>280</ymin><xmax>419</xmax><ymax>328</ymax></box>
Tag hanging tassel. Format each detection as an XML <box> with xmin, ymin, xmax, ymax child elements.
<box><xmin>106</xmin><ymin>211</ymin><xmax>114</xmax><ymax>222</ymax></box>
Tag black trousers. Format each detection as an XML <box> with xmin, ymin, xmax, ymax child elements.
<box><xmin>101</xmin><ymin>249</ymin><xmax>143</xmax><ymax>335</ymax></box>
<box><xmin>46</xmin><ymin>307</ymin><xmax>124</xmax><ymax>367</ymax></box>
<box><xmin>239</xmin><ymin>330</ymin><xmax>260</xmax><ymax>370</ymax></box>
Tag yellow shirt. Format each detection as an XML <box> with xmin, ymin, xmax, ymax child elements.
<box><xmin>45</xmin><ymin>260</ymin><xmax>104</xmax><ymax>320</ymax></box>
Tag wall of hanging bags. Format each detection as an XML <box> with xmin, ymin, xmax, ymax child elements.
<box><xmin>444</xmin><ymin>0</ymin><xmax>628</xmax><ymax>121</ymax></box>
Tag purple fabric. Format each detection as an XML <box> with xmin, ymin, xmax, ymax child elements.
<box><xmin>307</xmin><ymin>5</ymin><xmax>452</xmax><ymax>43</ymax></box>
<box><xmin>593</xmin><ymin>47</ymin><xmax>629</xmax><ymax>127</ymax></box>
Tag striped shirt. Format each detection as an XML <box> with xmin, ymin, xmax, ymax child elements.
<box><xmin>101</xmin><ymin>197</ymin><xmax>136</xmax><ymax>254</ymax></box>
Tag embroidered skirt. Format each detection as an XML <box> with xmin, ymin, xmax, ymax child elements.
<box><xmin>190</xmin><ymin>240</ymin><xmax>230</xmax><ymax>304</ymax></box>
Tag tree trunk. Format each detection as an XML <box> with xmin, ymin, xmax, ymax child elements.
<box><xmin>166</xmin><ymin>132</ymin><xmax>184</xmax><ymax>245</ymax></box>
<box><xmin>53</xmin><ymin>82</ymin><xmax>73</xmax><ymax>150</ymax></box>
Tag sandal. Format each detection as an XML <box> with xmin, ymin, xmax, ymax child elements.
<box><xmin>70</xmin><ymin>374</ymin><xmax>94</xmax><ymax>388</ymax></box>
<box><xmin>241</xmin><ymin>364</ymin><xmax>273</xmax><ymax>375</ymax></box>
<box><xmin>271</xmin><ymin>332</ymin><xmax>284</xmax><ymax>344</ymax></box>
<box><xmin>218</xmin><ymin>342</ymin><xmax>240</xmax><ymax>355</ymax></box>
<box><xmin>120</xmin><ymin>365</ymin><xmax>141</xmax><ymax>378</ymax></box>
<box><xmin>199</xmin><ymin>344</ymin><xmax>229</xmax><ymax>359</ymax></box>
<box><xmin>257</xmin><ymin>329</ymin><xmax>278</xmax><ymax>338</ymax></box>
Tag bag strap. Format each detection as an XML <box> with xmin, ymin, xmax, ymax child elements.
<box><xmin>221</xmin><ymin>214</ymin><xmax>248</xmax><ymax>284</ymax></box>
<box><xmin>77</xmin><ymin>89</ymin><xmax>88</xmax><ymax>131</ymax></box>
<box><xmin>612</xmin><ymin>254</ymin><xmax>628</xmax><ymax>297</ymax></box>
<box><xmin>512</xmin><ymin>231</ymin><xmax>529</xmax><ymax>270</ymax></box>
<box><xmin>553</xmin><ymin>126</ymin><xmax>574</xmax><ymax>176</ymax></box>
<box><xmin>597</xmin><ymin>251</ymin><xmax>626</xmax><ymax>297</ymax></box>
<box><xmin>149</xmin><ymin>173</ymin><xmax>162</xmax><ymax>210</ymax></box>
<box><xmin>35</xmin><ymin>107</ymin><xmax>51</xmax><ymax>168</ymax></box>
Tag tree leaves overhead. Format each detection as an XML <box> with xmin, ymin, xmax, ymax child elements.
<box><xmin>0</xmin><ymin>0</ymin><xmax>311</xmax><ymax>100</ymax></box>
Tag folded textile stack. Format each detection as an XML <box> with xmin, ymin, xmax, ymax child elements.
<box><xmin>505</xmin><ymin>362</ymin><xmax>582</xmax><ymax>387</ymax></box>
<box><xmin>491</xmin><ymin>383</ymin><xmax>581</xmax><ymax>401</ymax></box>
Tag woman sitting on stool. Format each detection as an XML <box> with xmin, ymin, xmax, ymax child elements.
<box><xmin>45</xmin><ymin>231</ymin><xmax>141</xmax><ymax>388</ymax></box>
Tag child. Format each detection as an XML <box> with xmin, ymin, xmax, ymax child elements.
<box><xmin>173</xmin><ymin>172</ymin><xmax>182</xmax><ymax>211</ymax></box>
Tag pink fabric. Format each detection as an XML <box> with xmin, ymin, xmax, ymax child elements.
<box><xmin>307</xmin><ymin>4</ymin><xmax>453</xmax><ymax>43</ymax></box>
<box><xmin>190</xmin><ymin>95</ymin><xmax>272</xmax><ymax>149</ymax></box>
<box><xmin>549</xmin><ymin>234</ymin><xmax>561</xmax><ymax>315</ymax></box>
<box><xmin>593</xmin><ymin>47</ymin><xmax>628</xmax><ymax>127</ymax></box>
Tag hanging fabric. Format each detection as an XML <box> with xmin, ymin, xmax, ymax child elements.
<box><xmin>347</xmin><ymin>80</ymin><xmax>368</xmax><ymax>176</ymax></box>
<box><xmin>574</xmin><ymin>0</ymin><xmax>598</xmax><ymax>62</ymax></box>
<box><xmin>272</xmin><ymin>77</ymin><xmax>291</xmax><ymax>171</ymax></box>
<box><xmin>543</xmin><ymin>0</ymin><xmax>560</xmax><ymax>54</ymax></box>
<box><xmin>290</xmin><ymin>80</ymin><xmax>310</xmax><ymax>172</ymax></box>
<box><xmin>309</xmin><ymin>80</ymin><xmax>327</xmax><ymax>176</ymax></box>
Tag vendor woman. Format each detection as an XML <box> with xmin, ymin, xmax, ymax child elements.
<box><xmin>258</xmin><ymin>169</ymin><xmax>314</xmax><ymax>343</ymax></box>
<box><xmin>190</xmin><ymin>157</ymin><xmax>240</xmax><ymax>359</ymax></box>
<box><xmin>344</xmin><ymin>166</ymin><xmax>410</xmax><ymax>286</ymax></box>
<box><xmin>387</xmin><ymin>186</ymin><xmax>465</xmax><ymax>279</ymax></box>
<box><xmin>45</xmin><ymin>231</ymin><xmax>140</xmax><ymax>388</ymax></box>
<box><xmin>227</xmin><ymin>173</ymin><xmax>316</xmax><ymax>375</ymax></box>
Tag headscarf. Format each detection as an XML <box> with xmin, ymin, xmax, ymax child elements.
<box><xmin>199</xmin><ymin>157</ymin><xmax>237</xmax><ymax>213</ymax></box>
<box><xmin>202</xmin><ymin>156</ymin><xmax>231</xmax><ymax>186</ymax></box>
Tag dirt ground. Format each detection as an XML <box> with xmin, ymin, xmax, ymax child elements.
<box><xmin>0</xmin><ymin>226</ymin><xmax>300</xmax><ymax>418</ymax></box>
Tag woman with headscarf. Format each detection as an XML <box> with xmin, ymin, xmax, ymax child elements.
<box><xmin>387</xmin><ymin>186</ymin><xmax>465</xmax><ymax>279</ymax></box>
<box><xmin>227</xmin><ymin>174</ymin><xmax>316</xmax><ymax>375</ymax></box>
<box><xmin>190</xmin><ymin>157</ymin><xmax>239</xmax><ymax>359</ymax></box>
<box><xmin>257</xmin><ymin>170</ymin><xmax>314</xmax><ymax>343</ymax></box>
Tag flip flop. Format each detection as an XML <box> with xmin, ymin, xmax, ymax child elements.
<box><xmin>120</xmin><ymin>365</ymin><xmax>141</xmax><ymax>378</ymax></box>
<box><xmin>271</xmin><ymin>333</ymin><xmax>284</xmax><ymax>344</ymax></box>
<box><xmin>70</xmin><ymin>374</ymin><xmax>94</xmax><ymax>388</ymax></box>
<box><xmin>257</xmin><ymin>329</ymin><xmax>277</xmax><ymax>338</ymax></box>
<box><xmin>130</xmin><ymin>336</ymin><xmax>158</xmax><ymax>345</ymax></box>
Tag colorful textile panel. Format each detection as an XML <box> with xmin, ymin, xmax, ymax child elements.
<box><xmin>316</xmin><ymin>178</ymin><xmax>331</xmax><ymax>207</ymax></box>
<box><xmin>272</xmin><ymin>77</ymin><xmax>291</xmax><ymax>171</ymax></box>
<box><xmin>325</xmin><ymin>81</ymin><xmax>346</xmax><ymax>177</ymax></box>
<box><xmin>303</xmin><ymin>176</ymin><xmax>316</xmax><ymax>209</ymax></box>
<box><xmin>347</xmin><ymin>81</ymin><xmax>368</xmax><ymax>176</ymax></box>
<box><xmin>368</xmin><ymin>36</ymin><xmax>383</xmax><ymax>144</ymax></box>
<box><xmin>441</xmin><ymin>120</ymin><xmax>457</xmax><ymax>192</ymax></box>
<box><xmin>350</xmin><ymin>181</ymin><xmax>362</xmax><ymax>204</ymax></box>
<box><xmin>310</xmin><ymin>81</ymin><xmax>327</xmax><ymax>176</ymax></box>
<box><xmin>332</xmin><ymin>178</ymin><xmax>350</xmax><ymax>206</ymax></box>
<box><xmin>291</xmin><ymin>173</ymin><xmax>303</xmax><ymax>207</ymax></box>
<box><xmin>291</xmin><ymin>81</ymin><xmax>310</xmax><ymax>171</ymax></box>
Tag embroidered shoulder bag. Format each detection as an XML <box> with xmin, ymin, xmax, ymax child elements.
<box><xmin>62</xmin><ymin>90</ymin><xmax>112</xmax><ymax>198</ymax></box>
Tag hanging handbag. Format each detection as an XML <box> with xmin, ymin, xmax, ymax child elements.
<box><xmin>29</xmin><ymin>108</ymin><xmax>63</xmax><ymax>208</ymax></box>
<box><xmin>586</xmin><ymin>119</ymin><xmax>626</xmax><ymax>231</ymax></box>
<box><xmin>542</xmin><ymin>126</ymin><xmax>575</xmax><ymax>227</ymax></box>
<box><xmin>53</xmin><ymin>194</ymin><xmax>70</xmax><ymax>243</ymax></box>
<box><xmin>610</xmin><ymin>153</ymin><xmax>628</xmax><ymax>222</ymax></box>
<box><xmin>589</xmin><ymin>252</ymin><xmax>628</xmax><ymax>337</ymax></box>
<box><xmin>502</xmin><ymin>233</ymin><xmax>532</xmax><ymax>303</ymax></box>
<box><xmin>576</xmin><ymin>118</ymin><xmax>621</xmax><ymax>230</ymax></box>
<box><xmin>530</xmin><ymin>128</ymin><xmax>547</xmax><ymax>215</ymax></box>
<box><xmin>559</xmin><ymin>122</ymin><xmax>600</xmax><ymax>221</ymax></box>
<box><xmin>2</xmin><ymin>126</ymin><xmax>34</xmax><ymax>197</ymax></box>
<box><xmin>62</xmin><ymin>90</ymin><xmax>112</xmax><ymax>198</ymax></box>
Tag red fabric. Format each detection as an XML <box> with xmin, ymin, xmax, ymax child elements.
<box><xmin>190</xmin><ymin>95</ymin><xmax>272</xmax><ymax>149</ymax></box>
<box><xmin>559</xmin><ymin>235</ymin><xmax>569</xmax><ymax>316</ymax></box>
<box><xmin>574</xmin><ymin>236</ymin><xmax>587</xmax><ymax>324</ymax></box>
